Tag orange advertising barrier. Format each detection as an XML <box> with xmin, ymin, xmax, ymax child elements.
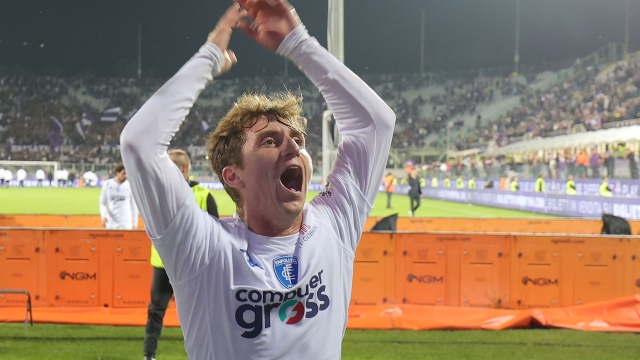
<box><xmin>364</xmin><ymin>217</ymin><xmax>640</xmax><ymax>234</ymax></box>
<box><xmin>4</xmin><ymin>214</ymin><xmax>639</xmax><ymax>235</ymax></box>
<box><xmin>1</xmin><ymin>228</ymin><xmax>640</xmax><ymax>313</ymax></box>
<box><xmin>2</xmin><ymin>295</ymin><xmax>640</xmax><ymax>332</ymax></box>
<box><xmin>0</xmin><ymin>215</ymin><xmax>144</xmax><ymax>229</ymax></box>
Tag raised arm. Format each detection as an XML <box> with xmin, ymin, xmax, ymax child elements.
<box><xmin>238</xmin><ymin>0</ymin><xmax>395</xmax><ymax>205</ymax></box>
<box><xmin>120</xmin><ymin>5</ymin><xmax>246</xmax><ymax>238</ymax></box>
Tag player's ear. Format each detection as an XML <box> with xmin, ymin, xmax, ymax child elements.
<box><xmin>222</xmin><ymin>165</ymin><xmax>244</xmax><ymax>189</ymax></box>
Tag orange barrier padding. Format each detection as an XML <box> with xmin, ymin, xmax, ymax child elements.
<box><xmin>511</xmin><ymin>235</ymin><xmax>627</xmax><ymax>309</ymax></box>
<box><xmin>2</xmin><ymin>295</ymin><xmax>640</xmax><ymax>332</ymax></box>
<box><xmin>0</xmin><ymin>215</ymin><xmax>144</xmax><ymax>229</ymax></box>
<box><xmin>393</xmin><ymin>233</ymin><xmax>512</xmax><ymax>308</ymax></box>
<box><xmin>112</xmin><ymin>232</ymin><xmax>153</xmax><ymax>308</ymax></box>
<box><xmin>0</xmin><ymin>307</ymin><xmax>180</xmax><ymax>327</ymax></box>
<box><xmin>45</xmin><ymin>230</ymin><xmax>101</xmax><ymax>307</ymax></box>
<box><xmin>0</xmin><ymin>229</ymin><xmax>45</xmax><ymax>307</ymax></box>
<box><xmin>364</xmin><ymin>217</ymin><xmax>640</xmax><ymax>234</ymax></box>
<box><xmin>351</xmin><ymin>233</ymin><xmax>396</xmax><ymax>306</ymax></box>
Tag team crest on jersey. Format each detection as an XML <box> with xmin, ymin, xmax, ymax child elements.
<box><xmin>273</xmin><ymin>255</ymin><xmax>299</xmax><ymax>289</ymax></box>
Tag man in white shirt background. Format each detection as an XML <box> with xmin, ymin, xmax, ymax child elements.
<box><xmin>3</xmin><ymin>168</ymin><xmax>13</xmax><ymax>187</ymax></box>
<box><xmin>16</xmin><ymin>168</ymin><xmax>27</xmax><ymax>187</ymax></box>
<box><xmin>99</xmin><ymin>162</ymin><xmax>138</xmax><ymax>230</ymax></box>
<box><xmin>121</xmin><ymin>1</ymin><xmax>395</xmax><ymax>358</ymax></box>
<box><xmin>36</xmin><ymin>168</ymin><xmax>46</xmax><ymax>187</ymax></box>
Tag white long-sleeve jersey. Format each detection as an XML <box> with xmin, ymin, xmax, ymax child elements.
<box><xmin>121</xmin><ymin>25</ymin><xmax>395</xmax><ymax>359</ymax></box>
<box><xmin>99</xmin><ymin>178</ymin><xmax>138</xmax><ymax>229</ymax></box>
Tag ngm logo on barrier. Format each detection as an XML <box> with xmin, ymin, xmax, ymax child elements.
<box><xmin>59</xmin><ymin>271</ymin><xmax>97</xmax><ymax>281</ymax></box>
<box><xmin>234</xmin><ymin>269</ymin><xmax>330</xmax><ymax>338</ymax></box>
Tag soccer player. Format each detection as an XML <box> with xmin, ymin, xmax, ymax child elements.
<box><xmin>143</xmin><ymin>149</ymin><xmax>219</xmax><ymax>360</ymax></box>
<box><xmin>99</xmin><ymin>163</ymin><xmax>138</xmax><ymax>230</ymax></box>
<box><xmin>16</xmin><ymin>168</ymin><xmax>27</xmax><ymax>187</ymax></box>
<box><xmin>120</xmin><ymin>1</ymin><xmax>395</xmax><ymax>358</ymax></box>
<box><xmin>35</xmin><ymin>168</ymin><xmax>46</xmax><ymax>187</ymax></box>
<box><xmin>3</xmin><ymin>168</ymin><xmax>13</xmax><ymax>187</ymax></box>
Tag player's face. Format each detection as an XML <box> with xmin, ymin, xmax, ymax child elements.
<box><xmin>235</xmin><ymin>116</ymin><xmax>311</xmax><ymax>228</ymax></box>
<box><xmin>116</xmin><ymin>169</ymin><xmax>127</xmax><ymax>183</ymax></box>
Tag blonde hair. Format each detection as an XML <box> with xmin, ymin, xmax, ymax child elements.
<box><xmin>206</xmin><ymin>92</ymin><xmax>307</xmax><ymax>207</ymax></box>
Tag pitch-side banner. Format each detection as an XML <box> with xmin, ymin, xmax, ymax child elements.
<box><xmin>420</xmin><ymin>188</ymin><xmax>640</xmax><ymax>220</ymax></box>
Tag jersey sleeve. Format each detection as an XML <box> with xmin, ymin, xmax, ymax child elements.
<box><xmin>120</xmin><ymin>43</ymin><xmax>225</xmax><ymax>239</ymax></box>
<box><xmin>278</xmin><ymin>25</ymin><xmax>395</xmax><ymax>252</ymax></box>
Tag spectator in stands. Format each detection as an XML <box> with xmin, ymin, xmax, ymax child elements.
<box><xmin>627</xmin><ymin>149</ymin><xmax>638</xmax><ymax>179</ymax></box>
<box><xmin>576</xmin><ymin>149</ymin><xmax>589</xmax><ymax>178</ymax></box>
<box><xmin>589</xmin><ymin>148</ymin><xmax>602</xmax><ymax>179</ymax></box>
<box><xmin>603</xmin><ymin>146</ymin><xmax>615</xmax><ymax>178</ymax></box>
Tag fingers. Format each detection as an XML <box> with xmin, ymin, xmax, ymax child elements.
<box><xmin>208</xmin><ymin>3</ymin><xmax>248</xmax><ymax>49</ymax></box>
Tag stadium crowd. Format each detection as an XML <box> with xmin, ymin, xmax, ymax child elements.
<box><xmin>2</xmin><ymin>55</ymin><xmax>640</xmax><ymax>180</ymax></box>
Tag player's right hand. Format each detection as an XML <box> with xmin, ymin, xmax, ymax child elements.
<box><xmin>101</xmin><ymin>218</ymin><xmax>108</xmax><ymax>227</ymax></box>
<box><xmin>207</xmin><ymin>3</ymin><xmax>248</xmax><ymax>74</ymax></box>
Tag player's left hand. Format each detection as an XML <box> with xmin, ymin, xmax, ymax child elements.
<box><xmin>237</xmin><ymin>0</ymin><xmax>301</xmax><ymax>52</ymax></box>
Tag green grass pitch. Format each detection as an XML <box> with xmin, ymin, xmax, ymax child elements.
<box><xmin>5</xmin><ymin>187</ymin><xmax>617</xmax><ymax>360</ymax></box>
<box><xmin>0</xmin><ymin>187</ymin><xmax>555</xmax><ymax>218</ymax></box>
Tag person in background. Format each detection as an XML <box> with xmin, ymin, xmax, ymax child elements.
<box><xmin>0</xmin><ymin>168</ymin><xmax>4</xmax><ymax>186</ymax></box>
<box><xmin>576</xmin><ymin>148</ymin><xmax>589</xmax><ymax>178</ymax></box>
<box><xmin>61</xmin><ymin>169</ymin><xmax>69</xmax><ymax>187</ymax></box>
<box><xmin>99</xmin><ymin>163</ymin><xmax>138</xmax><ymax>230</ymax></box>
<box><xmin>603</xmin><ymin>146</ymin><xmax>614</xmax><ymax>178</ymax></box>
<box><xmin>16</xmin><ymin>168</ymin><xmax>27</xmax><ymax>187</ymax></box>
<box><xmin>444</xmin><ymin>175</ymin><xmax>451</xmax><ymax>188</ymax></box>
<box><xmin>36</xmin><ymin>168</ymin><xmax>46</xmax><ymax>187</ymax></box>
<box><xmin>405</xmin><ymin>169</ymin><xmax>423</xmax><ymax>217</ymax></box>
<box><xmin>468</xmin><ymin>176</ymin><xmax>476</xmax><ymax>189</ymax></box>
<box><xmin>47</xmin><ymin>171</ymin><xmax>54</xmax><ymax>186</ymax></box>
<box><xmin>431</xmin><ymin>175</ymin><xmax>438</xmax><ymax>188</ymax></box>
<box><xmin>589</xmin><ymin>148</ymin><xmax>601</xmax><ymax>179</ymax></box>
<box><xmin>565</xmin><ymin>174</ymin><xmax>577</xmax><ymax>195</ymax></box>
<box><xmin>535</xmin><ymin>173</ymin><xmax>545</xmax><ymax>193</ymax></box>
<box><xmin>627</xmin><ymin>149</ymin><xmax>638</xmax><ymax>179</ymax></box>
<box><xmin>143</xmin><ymin>149</ymin><xmax>219</xmax><ymax>360</ymax></box>
<box><xmin>68</xmin><ymin>172</ymin><xmax>76</xmax><ymax>187</ymax></box>
<box><xmin>3</xmin><ymin>168</ymin><xmax>13</xmax><ymax>187</ymax></box>
<box><xmin>456</xmin><ymin>175</ymin><xmax>464</xmax><ymax>189</ymax></box>
<box><xmin>510</xmin><ymin>176</ymin><xmax>519</xmax><ymax>191</ymax></box>
<box><xmin>383</xmin><ymin>172</ymin><xmax>397</xmax><ymax>209</ymax></box>
<box><xmin>599</xmin><ymin>176</ymin><xmax>612</xmax><ymax>197</ymax></box>
<box><xmin>484</xmin><ymin>178</ymin><xmax>494</xmax><ymax>189</ymax></box>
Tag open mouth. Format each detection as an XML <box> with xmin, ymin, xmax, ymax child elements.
<box><xmin>280</xmin><ymin>166</ymin><xmax>303</xmax><ymax>193</ymax></box>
